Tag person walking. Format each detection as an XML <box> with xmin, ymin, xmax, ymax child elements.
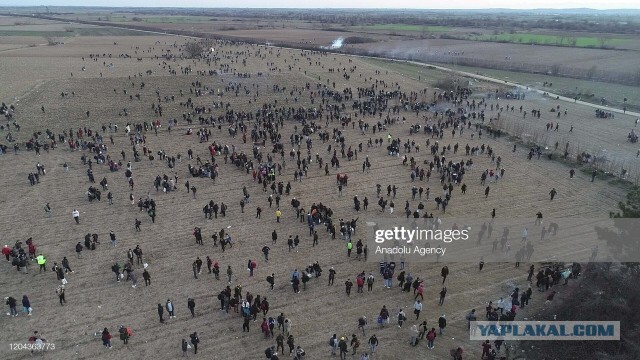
<box><xmin>439</xmin><ymin>287</ymin><xmax>447</xmax><ymax>306</ymax></box>
<box><xmin>37</xmin><ymin>254</ymin><xmax>47</xmax><ymax>272</ymax></box>
<box><xmin>72</xmin><ymin>209</ymin><xmax>80</xmax><ymax>224</ymax></box>
<box><xmin>5</xmin><ymin>296</ymin><xmax>18</xmax><ymax>316</ymax></box>
<box><xmin>438</xmin><ymin>314</ymin><xmax>446</xmax><ymax>335</ymax></box>
<box><xmin>166</xmin><ymin>299</ymin><xmax>175</xmax><ymax>318</ymax></box>
<box><xmin>466</xmin><ymin>309</ymin><xmax>477</xmax><ymax>331</ymax></box>
<box><xmin>181</xmin><ymin>339</ymin><xmax>188</xmax><ymax>357</ymax></box>
<box><xmin>426</xmin><ymin>328</ymin><xmax>437</xmax><ymax>349</ymax></box>
<box><xmin>188</xmin><ymin>298</ymin><xmax>196</xmax><ymax>317</ymax></box>
<box><xmin>368</xmin><ymin>334</ymin><xmax>378</xmax><ymax>355</ymax></box>
<box><xmin>276</xmin><ymin>334</ymin><xmax>285</xmax><ymax>355</ymax></box>
<box><xmin>397</xmin><ymin>309</ymin><xmax>407</xmax><ymax>328</ymax></box>
<box><xmin>358</xmin><ymin>316</ymin><xmax>367</xmax><ymax>336</ymax></box>
<box><xmin>75</xmin><ymin>242</ymin><xmax>83</xmax><ymax>258</ymax></box>
<box><xmin>190</xmin><ymin>332</ymin><xmax>199</xmax><ymax>355</ymax></box>
<box><xmin>329</xmin><ymin>334</ymin><xmax>338</xmax><ymax>356</ymax></box>
<box><xmin>227</xmin><ymin>265</ymin><xmax>233</xmax><ymax>284</ymax></box>
<box><xmin>109</xmin><ymin>231</ymin><xmax>117</xmax><ymax>247</ymax></box>
<box><xmin>143</xmin><ymin>269</ymin><xmax>151</xmax><ymax>286</ymax></box>
<box><xmin>62</xmin><ymin>256</ymin><xmax>73</xmax><ymax>273</ymax></box>
<box><xmin>414</xmin><ymin>300</ymin><xmax>423</xmax><ymax>320</ymax></box>
<box><xmin>119</xmin><ymin>325</ymin><xmax>130</xmax><ymax>345</ymax></box>
<box><xmin>102</xmin><ymin>328</ymin><xmax>112</xmax><ymax>349</ymax></box>
<box><xmin>44</xmin><ymin>203</ymin><xmax>52</xmax><ymax>217</ymax></box>
<box><xmin>338</xmin><ymin>336</ymin><xmax>348</xmax><ymax>360</ymax></box>
<box><xmin>22</xmin><ymin>295</ymin><xmax>32</xmax><ymax>316</ymax></box>
<box><xmin>56</xmin><ymin>285</ymin><xmax>66</xmax><ymax>305</ymax></box>
<box><xmin>157</xmin><ymin>304</ymin><xmax>164</xmax><ymax>323</ymax></box>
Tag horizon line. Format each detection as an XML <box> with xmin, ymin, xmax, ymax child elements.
<box><xmin>2</xmin><ymin>6</ymin><xmax>640</xmax><ymax>11</ymax></box>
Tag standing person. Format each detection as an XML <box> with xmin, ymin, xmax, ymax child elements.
<box><xmin>338</xmin><ymin>337</ymin><xmax>348</xmax><ymax>360</ymax></box>
<box><xmin>466</xmin><ymin>309</ymin><xmax>477</xmax><ymax>331</ymax></box>
<box><xmin>227</xmin><ymin>265</ymin><xmax>233</xmax><ymax>284</ymax></box>
<box><xmin>56</xmin><ymin>285</ymin><xmax>66</xmax><ymax>305</ymax></box>
<box><xmin>345</xmin><ymin>279</ymin><xmax>353</xmax><ymax>296</ymax></box>
<box><xmin>481</xmin><ymin>340</ymin><xmax>491</xmax><ymax>358</ymax></box>
<box><xmin>37</xmin><ymin>254</ymin><xmax>46</xmax><ymax>272</ymax></box>
<box><xmin>267</xmin><ymin>273</ymin><xmax>275</xmax><ymax>290</ymax></box>
<box><xmin>75</xmin><ymin>242</ymin><xmax>83</xmax><ymax>258</ymax></box>
<box><xmin>358</xmin><ymin>316</ymin><xmax>367</xmax><ymax>336</ymax></box>
<box><xmin>414</xmin><ymin>300</ymin><xmax>423</xmax><ymax>319</ymax></box>
<box><xmin>102</xmin><ymin>328</ymin><xmax>112</xmax><ymax>349</ymax></box>
<box><xmin>367</xmin><ymin>273</ymin><xmax>375</xmax><ymax>292</ymax></box>
<box><xmin>3</xmin><ymin>245</ymin><xmax>11</xmax><ymax>261</ymax></box>
<box><xmin>397</xmin><ymin>309</ymin><xmax>407</xmax><ymax>328</ymax></box>
<box><xmin>426</xmin><ymin>328</ymin><xmax>437</xmax><ymax>349</ymax></box>
<box><xmin>276</xmin><ymin>333</ymin><xmax>285</xmax><ymax>355</ymax></box>
<box><xmin>44</xmin><ymin>203</ymin><xmax>52</xmax><ymax>217</ymax></box>
<box><xmin>110</xmin><ymin>231</ymin><xmax>117</xmax><ymax>247</ymax></box>
<box><xmin>439</xmin><ymin>287</ymin><xmax>447</xmax><ymax>306</ymax></box>
<box><xmin>143</xmin><ymin>269</ymin><xmax>151</xmax><ymax>286</ymax></box>
<box><xmin>192</xmin><ymin>261</ymin><xmax>198</xmax><ymax>279</ymax></box>
<box><xmin>368</xmin><ymin>334</ymin><xmax>378</xmax><ymax>355</ymax></box>
<box><xmin>287</xmin><ymin>335</ymin><xmax>296</xmax><ymax>356</ymax></box>
<box><xmin>166</xmin><ymin>299</ymin><xmax>175</xmax><ymax>318</ymax></box>
<box><xmin>188</xmin><ymin>298</ymin><xmax>196</xmax><ymax>317</ymax></box>
<box><xmin>6</xmin><ymin>296</ymin><xmax>18</xmax><ymax>316</ymax></box>
<box><xmin>329</xmin><ymin>334</ymin><xmax>338</xmax><ymax>356</ymax></box>
<box><xmin>72</xmin><ymin>209</ymin><xmax>80</xmax><ymax>224</ymax></box>
<box><xmin>350</xmin><ymin>334</ymin><xmax>360</xmax><ymax>356</ymax></box>
<box><xmin>134</xmin><ymin>245</ymin><xmax>143</xmax><ymax>264</ymax></box>
<box><xmin>181</xmin><ymin>339</ymin><xmax>188</xmax><ymax>357</ymax></box>
<box><xmin>275</xmin><ymin>209</ymin><xmax>282</xmax><ymax>223</ymax></box>
<box><xmin>438</xmin><ymin>314</ymin><xmax>446</xmax><ymax>335</ymax></box>
<box><xmin>119</xmin><ymin>325</ymin><xmax>130</xmax><ymax>345</ymax></box>
<box><xmin>157</xmin><ymin>304</ymin><xmax>164</xmax><ymax>323</ymax></box>
<box><xmin>62</xmin><ymin>257</ymin><xmax>73</xmax><ymax>273</ymax></box>
<box><xmin>410</xmin><ymin>324</ymin><xmax>419</xmax><ymax>346</ymax></box>
<box><xmin>328</xmin><ymin>267</ymin><xmax>336</xmax><ymax>286</ymax></box>
<box><xmin>450</xmin><ymin>346</ymin><xmax>464</xmax><ymax>360</ymax></box>
<box><xmin>22</xmin><ymin>295</ymin><xmax>32</xmax><ymax>316</ymax></box>
<box><xmin>190</xmin><ymin>332</ymin><xmax>199</xmax><ymax>355</ymax></box>
<box><xmin>441</xmin><ymin>266</ymin><xmax>449</xmax><ymax>284</ymax></box>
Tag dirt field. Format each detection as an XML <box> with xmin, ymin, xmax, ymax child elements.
<box><xmin>347</xmin><ymin>38</ymin><xmax>640</xmax><ymax>73</ymax></box>
<box><xmin>0</xmin><ymin>16</ymin><xmax>629</xmax><ymax>360</ymax></box>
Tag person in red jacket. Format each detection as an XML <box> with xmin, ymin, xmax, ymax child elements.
<box><xmin>2</xmin><ymin>245</ymin><xmax>11</xmax><ymax>261</ymax></box>
<box><xmin>481</xmin><ymin>340</ymin><xmax>491</xmax><ymax>358</ymax></box>
<box><xmin>101</xmin><ymin>328</ymin><xmax>112</xmax><ymax>348</ymax></box>
<box><xmin>426</xmin><ymin>328</ymin><xmax>437</xmax><ymax>349</ymax></box>
<box><xmin>356</xmin><ymin>275</ymin><xmax>365</xmax><ymax>293</ymax></box>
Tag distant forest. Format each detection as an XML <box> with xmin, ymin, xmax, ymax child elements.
<box><xmin>4</xmin><ymin>7</ymin><xmax>640</xmax><ymax>34</ymax></box>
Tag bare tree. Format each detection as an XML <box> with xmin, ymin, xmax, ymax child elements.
<box><xmin>43</xmin><ymin>33</ymin><xmax>58</xmax><ymax>46</ymax></box>
<box><xmin>183</xmin><ymin>42</ymin><xmax>204</xmax><ymax>58</ymax></box>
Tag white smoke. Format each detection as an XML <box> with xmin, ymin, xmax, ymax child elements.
<box><xmin>330</xmin><ymin>37</ymin><xmax>344</xmax><ymax>49</ymax></box>
<box><xmin>321</xmin><ymin>37</ymin><xmax>345</xmax><ymax>50</ymax></box>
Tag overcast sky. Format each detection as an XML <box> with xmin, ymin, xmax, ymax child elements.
<box><xmin>2</xmin><ymin>0</ymin><xmax>639</xmax><ymax>9</ymax></box>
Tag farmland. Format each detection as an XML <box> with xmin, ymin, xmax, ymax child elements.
<box><xmin>0</xmin><ymin>8</ymin><xmax>638</xmax><ymax>360</ymax></box>
<box><xmin>349</xmin><ymin>24</ymin><xmax>452</xmax><ymax>33</ymax></box>
<box><xmin>453</xmin><ymin>33</ymin><xmax>630</xmax><ymax>48</ymax></box>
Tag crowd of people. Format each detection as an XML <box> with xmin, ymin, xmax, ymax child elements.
<box><xmin>0</xmin><ymin>34</ymin><xmax>607</xmax><ymax>359</ymax></box>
